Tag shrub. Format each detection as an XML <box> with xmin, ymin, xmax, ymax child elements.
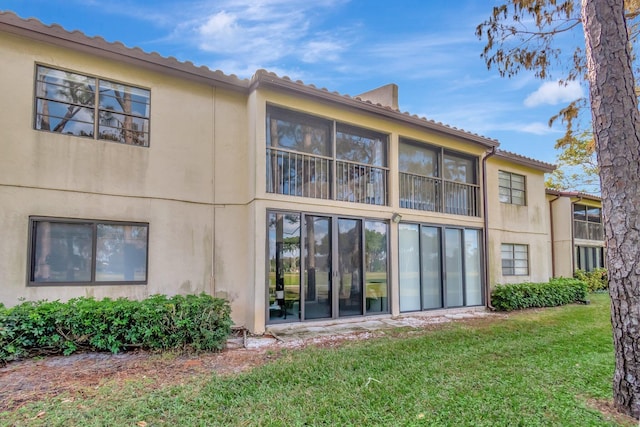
<box><xmin>574</xmin><ymin>268</ymin><xmax>608</xmax><ymax>292</ymax></box>
<box><xmin>491</xmin><ymin>278</ymin><xmax>588</xmax><ymax>311</ymax></box>
<box><xmin>0</xmin><ymin>294</ymin><xmax>231</xmax><ymax>365</ymax></box>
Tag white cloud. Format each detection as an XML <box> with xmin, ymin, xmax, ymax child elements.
<box><xmin>519</xmin><ymin>122</ymin><xmax>560</xmax><ymax>135</ymax></box>
<box><xmin>301</xmin><ymin>40</ymin><xmax>345</xmax><ymax>63</ymax></box>
<box><xmin>524</xmin><ymin>80</ymin><xmax>583</xmax><ymax>107</ymax></box>
<box><xmin>175</xmin><ymin>0</ymin><xmax>350</xmax><ymax>72</ymax></box>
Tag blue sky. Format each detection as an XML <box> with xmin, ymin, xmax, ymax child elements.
<box><xmin>3</xmin><ymin>0</ymin><xmax>586</xmax><ymax>164</ymax></box>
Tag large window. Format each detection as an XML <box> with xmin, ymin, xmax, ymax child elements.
<box><xmin>266</xmin><ymin>106</ymin><xmax>388</xmax><ymax>205</ymax></box>
<box><xmin>498</xmin><ymin>171</ymin><xmax>526</xmax><ymax>205</ymax></box>
<box><xmin>573</xmin><ymin>204</ymin><xmax>604</xmax><ymax>241</ymax></box>
<box><xmin>501</xmin><ymin>243</ymin><xmax>529</xmax><ymax>276</ymax></box>
<box><xmin>35</xmin><ymin>65</ymin><xmax>150</xmax><ymax>146</ymax></box>
<box><xmin>399</xmin><ymin>139</ymin><xmax>479</xmax><ymax>217</ymax></box>
<box><xmin>267</xmin><ymin>211</ymin><xmax>389</xmax><ymax>324</ymax></box>
<box><xmin>29</xmin><ymin>217</ymin><xmax>148</xmax><ymax>285</ymax></box>
<box><xmin>398</xmin><ymin>223</ymin><xmax>483</xmax><ymax>311</ymax></box>
<box><xmin>575</xmin><ymin>246</ymin><xmax>605</xmax><ymax>272</ymax></box>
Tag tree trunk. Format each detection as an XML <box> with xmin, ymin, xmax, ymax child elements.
<box><xmin>582</xmin><ymin>0</ymin><xmax>640</xmax><ymax>419</ymax></box>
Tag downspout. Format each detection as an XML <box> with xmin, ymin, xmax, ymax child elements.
<box><xmin>548</xmin><ymin>194</ymin><xmax>560</xmax><ymax>278</ymax></box>
<box><xmin>482</xmin><ymin>146</ymin><xmax>497</xmax><ymax>310</ymax></box>
<box><xmin>211</xmin><ymin>86</ymin><xmax>217</xmax><ymax>298</ymax></box>
<box><xmin>570</xmin><ymin>195</ymin><xmax>583</xmax><ymax>275</ymax></box>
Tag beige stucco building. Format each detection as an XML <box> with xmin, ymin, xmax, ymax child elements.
<box><xmin>0</xmin><ymin>12</ymin><xmax>599</xmax><ymax>333</ymax></box>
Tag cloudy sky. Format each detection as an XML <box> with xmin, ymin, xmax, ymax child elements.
<box><xmin>3</xmin><ymin>0</ymin><xmax>587</xmax><ymax>163</ymax></box>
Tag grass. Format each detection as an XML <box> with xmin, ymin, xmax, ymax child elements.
<box><xmin>2</xmin><ymin>293</ymin><xmax>626</xmax><ymax>426</ymax></box>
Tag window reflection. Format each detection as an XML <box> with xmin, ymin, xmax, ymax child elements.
<box><xmin>365</xmin><ymin>221</ymin><xmax>388</xmax><ymax>314</ymax></box>
<box><xmin>268</xmin><ymin>212</ymin><xmax>301</xmax><ymax>322</ymax></box>
<box><xmin>29</xmin><ymin>218</ymin><xmax>148</xmax><ymax>284</ymax></box>
<box><xmin>34</xmin><ymin>65</ymin><xmax>150</xmax><ymax>146</ymax></box>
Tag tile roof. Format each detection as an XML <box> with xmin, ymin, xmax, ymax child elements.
<box><xmin>545</xmin><ymin>189</ymin><xmax>601</xmax><ymax>201</ymax></box>
<box><xmin>494</xmin><ymin>149</ymin><xmax>556</xmax><ymax>172</ymax></box>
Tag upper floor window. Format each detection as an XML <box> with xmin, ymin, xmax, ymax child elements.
<box><xmin>399</xmin><ymin>139</ymin><xmax>479</xmax><ymax>217</ymax></box>
<box><xmin>28</xmin><ymin>217</ymin><xmax>149</xmax><ymax>285</ymax></box>
<box><xmin>35</xmin><ymin>65</ymin><xmax>150</xmax><ymax>146</ymax></box>
<box><xmin>498</xmin><ymin>171</ymin><xmax>526</xmax><ymax>205</ymax></box>
<box><xmin>266</xmin><ymin>105</ymin><xmax>388</xmax><ymax>205</ymax></box>
<box><xmin>573</xmin><ymin>204</ymin><xmax>604</xmax><ymax>241</ymax></box>
<box><xmin>501</xmin><ymin>243</ymin><xmax>529</xmax><ymax>276</ymax></box>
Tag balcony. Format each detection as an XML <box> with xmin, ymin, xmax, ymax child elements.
<box><xmin>335</xmin><ymin>160</ymin><xmax>387</xmax><ymax>206</ymax></box>
<box><xmin>400</xmin><ymin>172</ymin><xmax>480</xmax><ymax>217</ymax></box>
<box><xmin>266</xmin><ymin>147</ymin><xmax>332</xmax><ymax>199</ymax></box>
<box><xmin>267</xmin><ymin>147</ymin><xmax>388</xmax><ymax>205</ymax></box>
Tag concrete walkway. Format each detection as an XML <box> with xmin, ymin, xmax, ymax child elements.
<box><xmin>230</xmin><ymin>308</ymin><xmax>497</xmax><ymax>350</ymax></box>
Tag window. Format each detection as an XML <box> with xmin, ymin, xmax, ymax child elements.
<box><xmin>267</xmin><ymin>211</ymin><xmax>389</xmax><ymax>324</ymax></box>
<box><xmin>29</xmin><ymin>217</ymin><xmax>148</xmax><ymax>285</ymax></box>
<box><xmin>399</xmin><ymin>139</ymin><xmax>479</xmax><ymax>216</ymax></box>
<box><xmin>501</xmin><ymin>244</ymin><xmax>529</xmax><ymax>276</ymax></box>
<box><xmin>498</xmin><ymin>171</ymin><xmax>526</xmax><ymax>205</ymax></box>
<box><xmin>573</xmin><ymin>204</ymin><xmax>604</xmax><ymax>240</ymax></box>
<box><xmin>35</xmin><ymin>65</ymin><xmax>150</xmax><ymax>146</ymax></box>
<box><xmin>575</xmin><ymin>246</ymin><xmax>605</xmax><ymax>272</ymax></box>
<box><xmin>398</xmin><ymin>223</ymin><xmax>483</xmax><ymax>311</ymax></box>
<box><xmin>266</xmin><ymin>106</ymin><xmax>388</xmax><ymax>205</ymax></box>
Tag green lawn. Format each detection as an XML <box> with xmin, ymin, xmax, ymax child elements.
<box><xmin>2</xmin><ymin>293</ymin><xmax>625</xmax><ymax>426</ymax></box>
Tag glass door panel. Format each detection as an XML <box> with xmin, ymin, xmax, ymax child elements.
<box><xmin>445</xmin><ymin>228</ymin><xmax>464</xmax><ymax>307</ymax></box>
<box><xmin>464</xmin><ymin>229</ymin><xmax>483</xmax><ymax>306</ymax></box>
<box><xmin>338</xmin><ymin>218</ymin><xmax>363</xmax><ymax>317</ymax></box>
<box><xmin>399</xmin><ymin>223</ymin><xmax>421</xmax><ymax>311</ymax></box>
<box><xmin>268</xmin><ymin>212</ymin><xmax>301</xmax><ymax>323</ymax></box>
<box><xmin>421</xmin><ymin>226</ymin><xmax>442</xmax><ymax>309</ymax></box>
<box><xmin>365</xmin><ymin>221</ymin><xmax>388</xmax><ymax>314</ymax></box>
<box><xmin>304</xmin><ymin>216</ymin><xmax>332</xmax><ymax>319</ymax></box>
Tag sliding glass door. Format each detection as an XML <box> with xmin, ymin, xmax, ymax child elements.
<box><xmin>337</xmin><ymin>218</ymin><xmax>363</xmax><ymax>317</ymax></box>
<box><xmin>268</xmin><ymin>211</ymin><xmax>388</xmax><ymax>324</ymax></box>
<box><xmin>399</xmin><ymin>223</ymin><xmax>483</xmax><ymax>312</ymax></box>
<box><xmin>304</xmin><ymin>216</ymin><xmax>332</xmax><ymax>319</ymax></box>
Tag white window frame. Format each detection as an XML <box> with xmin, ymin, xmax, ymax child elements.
<box><xmin>501</xmin><ymin>243</ymin><xmax>529</xmax><ymax>276</ymax></box>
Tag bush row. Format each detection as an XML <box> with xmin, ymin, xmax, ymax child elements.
<box><xmin>575</xmin><ymin>268</ymin><xmax>608</xmax><ymax>292</ymax></box>
<box><xmin>491</xmin><ymin>278</ymin><xmax>588</xmax><ymax>311</ymax></box>
<box><xmin>0</xmin><ymin>294</ymin><xmax>232</xmax><ymax>365</ymax></box>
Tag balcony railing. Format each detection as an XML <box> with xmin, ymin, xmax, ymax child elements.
<box><xmin>267</xmin><ymin>147</ymin><xmax>332</xmax><ymax>199</ymax></box>
<box><xmin>574</xmin><ymin>220</ymin><xmax>604</xmax><ymax>241</ymax></box>
<box><xmin>400</xmin><ymin>172</ymin><xmax>480</xmax><ymax>217</ymax></box>
<box><xmin>399</xmin><ymin>173</ymin><xmax>440</xmax><ymax>211</ymax></box>
<box><xmin>267</xmin><ymin>148</ymin><xmax>388</xmax><ymax>205</ymax></box>
<box><xmin>335</xmin><ymin>160</ymin><xmax>387</xmax><ymax>206</ymax></box>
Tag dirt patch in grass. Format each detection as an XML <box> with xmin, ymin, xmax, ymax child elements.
<box><xmin>586</xmin><ymin>398</ymin><xmax>639</xmax><ymax>426</ymax></box>
<box><xmin>0</xmin><ymin>330</ymin><xmax>383</xmax><ymax>412</ymax></box>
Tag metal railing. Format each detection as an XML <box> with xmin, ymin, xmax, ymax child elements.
<box><xmin>574</xmin><ymin>220</ymin><xmax>604</xmax><ymax>241</ymax></box>
<box><xmin>335</xmin><ymin>160</ymin><xmax>387</xmax><ymax>206</ymax></box>
<box><xmin>399</xmin><ymin>172</ymin><xmax>440</xmax><ymax>211</ymax></box>
<box><xmin>267</xmin><ymin>148</ymin><xmax>388</xmax><ymax>205</ymax></box>
<box><xmin>400</xmin><ymin>172</ymin><xmax>480</xmax><ymax>217</ymax></box>
<box><xmin>266</xmin><ymin>147</ymin><xmax>331</xmax><ymax>199</ymax></box>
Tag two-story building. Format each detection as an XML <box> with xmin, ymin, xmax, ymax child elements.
<box><xmin>1</xmin><ymin>11</ymin><xmax>593</xmax><ymax>333</ymax></box>
<box><xmin>547</xmin><ymin>190</ymin><xmax>605</xmax><ymax>277</ymax></box>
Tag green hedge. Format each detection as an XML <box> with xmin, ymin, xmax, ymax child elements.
<box><xmin>0</xmin><ymin>294</ymin><xmax>231</xmax><ymax>365</ymax></box>
<box><xmin>491</xmin><ymin>278</ymin><xmax>588</xmax><ymax>311</ymax></box>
